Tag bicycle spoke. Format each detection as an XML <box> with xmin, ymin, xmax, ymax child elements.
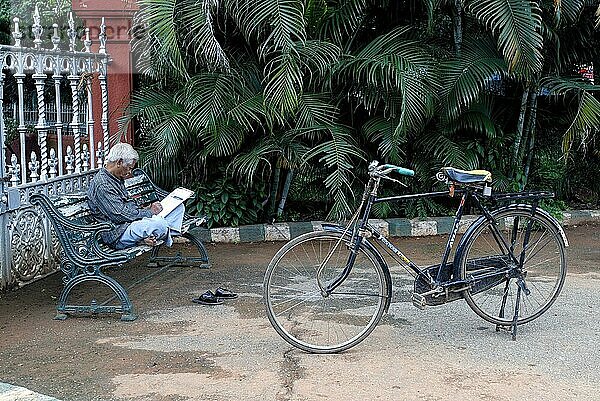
<box><xmin>265</xmin><ymin>232</ymin><xmax>387</xmax><ymax>353</ymax></box>
<box><xmin>461</xmin><ymin>208</ymin><xmax>566</xmax><ymax>327</ymax></box>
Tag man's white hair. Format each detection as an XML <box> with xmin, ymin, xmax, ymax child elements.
<box><xmin>106</xmin><ymin>143</ymin><xmax>139</xmax><ymax>165</ymax></box>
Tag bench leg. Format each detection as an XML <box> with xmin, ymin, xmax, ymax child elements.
<box><xmin>149</xmin><ymin>232</ymin><xmax>210</xmax><ymax>268</ymax></box>
<box><xmin>54</xmin><ymin>271</ymin><xmax>137</xmax><ymax>321</ymax></box>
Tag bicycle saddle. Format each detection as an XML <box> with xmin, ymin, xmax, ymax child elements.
<box><xmin>442</xmin><ymin>167</ymin><xmax>492</xmax><ymax>184</ymax></box>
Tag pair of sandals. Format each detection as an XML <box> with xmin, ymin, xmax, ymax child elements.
<box><xmin>192</xmin><ymin>287</ymin><xmax>238</xmax><ymax>305</ymax></box>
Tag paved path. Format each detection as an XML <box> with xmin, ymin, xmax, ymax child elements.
<box><xmin>0</xmin><ymin>224</ymin><xmax>598</xmax><ymax>401</ymax></box>
<box><xmin>0</xmin><ymin>383</ymin><xmax>61</xmax><ymax>401</ymax></box>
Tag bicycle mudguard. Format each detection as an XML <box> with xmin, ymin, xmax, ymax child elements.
<box><xmin>452</xmin><ymin>204</ymin><xmax>569</xmax><ymax>279</ymax></box>
<box><xmin>322</xmin><ymin>224</ymin><xmax>394</xmax><ymax>312</ymax></box>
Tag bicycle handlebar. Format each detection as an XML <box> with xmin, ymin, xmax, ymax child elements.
<box><xmin>380</xmin><ymin>164</ymin><xmax>415</xmax><ymax>177</ymax></box>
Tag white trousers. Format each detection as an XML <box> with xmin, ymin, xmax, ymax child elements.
<box><xmin>115</xmin><ymin>204</ymin><xmax>185</xmax><ymax>249</ymax></box>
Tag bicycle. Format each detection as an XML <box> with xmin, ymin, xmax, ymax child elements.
<box><xmin>263</xmin><ymin>161</ymin><xmax>568</xmax><ymax>353</ymax></box>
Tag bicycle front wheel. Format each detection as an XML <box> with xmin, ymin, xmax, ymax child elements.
<box><xmin>264</xmin><ymin>231</ymin><xmax>389</xmax><ymax>353</ymax></box>
<box><xmin>460</xmin><ymin>206</ymin><xmax>567</xmax><ymax>326</ymax></box>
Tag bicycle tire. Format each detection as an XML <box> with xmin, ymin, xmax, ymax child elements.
<box><xmin>459</xmin><ymin>206</ymin><xmax>567</xmax><ymax>326</ymax></box>
<box><xmin>264</xmin><ymin>231</ymin><xmax>389</xmax><ymax>353</ymax></box>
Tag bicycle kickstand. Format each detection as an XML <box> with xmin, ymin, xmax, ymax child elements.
<box><xmin>509</xmin><ymin>277</ymin><xmax>530</xmax><ymax>340</ymax></box>
<box><xmin>510</xmin><ymin>285</ymin><xmax>521</xmax><ymax>340</ymax></box>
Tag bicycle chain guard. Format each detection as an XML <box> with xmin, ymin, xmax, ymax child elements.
<box><xmin>413</xmin><ymin>264</ymin><xmax>462</xmax><ymax>307</ymax></box>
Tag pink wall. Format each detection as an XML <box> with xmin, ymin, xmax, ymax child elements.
<box><xmin>72</xmin><ymin>0</ymin><xmax>138</xmax><ymax>146</ymax></box>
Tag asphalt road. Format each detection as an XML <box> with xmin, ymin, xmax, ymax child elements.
<box><xmin>0</xmin><ymin>224</ymin><xmax>598</xmax><ymax>401</ymax></box>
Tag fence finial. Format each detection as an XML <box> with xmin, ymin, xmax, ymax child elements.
<box><xmin>68</xmin><ymin>12</ymin><xmax>77</xmax><ymax>52</ymax></box>
<box><xmin>99</xmin><ymin>17</ymin><xmax>107</xmax><ymax>54</ymax></box>
<box><xmin>29</xmin><ymin>152</ymin><xmax>40</xmax><ymax>182</ymax></box>
<box><xmin>9</xmin><ymin>154</ymin><xmax>21</xmax><ymax>187</ymax></box>
<box><xmin>65</xmin><ymin>146</ymin><xmax>74</xmax><ymax>174</ymax></box>
<box><xmin>49</xmin><ymin>148</ymin><xmax>58</xmax><ymax>178</ymax></box>
<box><xmin>84</xmin><ymin>27</ymin><xmax>91</xmax><ymax>52</ymax></box>
<box><xmin>12</xmin><ymin>17</ymin><xmax>22</xmax><ymax>48</ymax></box>
<box><xmin>52</xmin><ymin>23</ymin><xmax>60</xmax><ymax>51</ymax></box>
<box><xmin>82</xmin><ymin>143</ymin><xmax>90</xmax><ymax>171</ymax></box>
<box><xmin>96</xmin><ymin>142</ymin><xmax>104</xmax><ymax>166</ymax></box>
<box><xmin>32</xmin><ymin>5</ymin><xmax>43</xmax><ymax>49</ymax></box>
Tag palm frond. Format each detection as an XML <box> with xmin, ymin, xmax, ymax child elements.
<box><xmin>540</xmin><ymin>75</ymin><xmax>599</xmax><ymax>94</ymax></box>
<box><xmin>447</xmin><ymin>100</ymin><xmax>500</xmax><ymax>139</ymax></box>
<box><xmin>305</xmin><ymin>0</ymin><xmax>329</xmax><ymax>33</ymax></box>
<box><xmin>229</xmin><ymin>139</ymin><xmax>277</xmax><ymax>183</ymax></box>
<box><xmin>553</xmin><ymin>0</ymin><xmax>584</xmax><ymax>26</ymax></box>
<box><xmin>225</xmin><ymin>0</ymin><xmax>306</xmax><ymax>55</ymax></box>
<box><xmin>562</xmin><ymin>91</ymin><xmax>600</xmax><ymax>153</ymax></box>
<box><xmin>178</xmin><ymin>0</ymin><xmax>230</xmax><ymax>71</ymax></box>
<box><xmin>362</xmin><ymin>116</ymin><xmax>406</xmax><ymax>163</ymax></box>
<box><xmin>199</xmin><ymin>119</ymin><xmax>245</xmax><ymax>157</ymax></box>
<box><xmin>263</xmin><ymin>50</ymin><xmax>303</xmax><ymax>116</ymax></box>
<box><xmin>296</xmin><ymin>93</ymin><xmax>339</xmax><ymax>129</ymax></box>
<box><xmin>440</xmin><ymin>38</ymin><xmax>507</xmax><ymax>119</ymax></box>
<box><xmin>415</xmin><ymin>130</ymin><xmax>477</xmax><ymax>170</ymax></box>
<box><xmin>467</xmin><ymin>0</ymin><xmax>543</xmax><ymax>78</ymax></box>
<box><xmin>339</xmin><ymin>26</ymin><xmax>437</xmax><ymax>130</ymax></box>
<box><xmin>319</xmin><ymin>0</ymin><xmax>367</xmax><ymax>48</ymax></box>
<box><xmin>135</xmin><ymin>0</ymin><xmax>189</xmax><ymax>79</ymax></box>
<box><xmin>178</xmin><ymin>71</ymin><xmax>267</xmax><ymax>133</ymax></box>
<box><xmin>295</xmin><ymin>40</ymin><xmax>341</xmax><ymax>80</ymax></box>
<box><xmin>303</xmin><ymin>125</ymin><xmax>366</xmax><ymax>219</ymax></box>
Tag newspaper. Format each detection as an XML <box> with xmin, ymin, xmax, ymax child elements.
<box><xmin>158</xmin><ymin>187</ymin><xmax>194</xmax><ymax>217</ymax></box>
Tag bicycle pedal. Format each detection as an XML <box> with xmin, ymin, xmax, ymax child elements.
<box><xmin>411</xmin><ymin>293</ymin><xmax>427</xmax><ymax>310</ymax></box>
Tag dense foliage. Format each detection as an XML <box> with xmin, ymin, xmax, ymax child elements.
<box><xmin>121</xmin><ymin>0</ymin><xmax>600</xmax><ymax>226</ymax></box>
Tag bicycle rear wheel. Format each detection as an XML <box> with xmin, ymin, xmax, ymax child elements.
<box><xmin>459</xmin><ymin>206</ymin><xmax>567</xmax><ymax>326</ymax></box>
<box><xmin>264</xmin><ymin>231</ymin><xmax>388</xmax><ymax>353</ymax></box>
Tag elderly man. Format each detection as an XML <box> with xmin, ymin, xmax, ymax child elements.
<box><xmin>87</xmin><ymin>143</ymin><xmax>184</xmax><ymax>249</ymax></box>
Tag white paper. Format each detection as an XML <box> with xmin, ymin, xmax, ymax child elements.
<box><xmin>158</xmin><ymin>187</ymin><xmax>194</xmax><ymax>217</ymax></box>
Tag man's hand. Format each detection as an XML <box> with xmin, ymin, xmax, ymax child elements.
<box><xmin>149</xmin><ymin>201</ymin><xmax>163</xmax><ymax>215</ymax></box>
<box><xmin>143</xmin><ymin>235</ymin><xmax>158</xmax><ymax>246</ymax></box>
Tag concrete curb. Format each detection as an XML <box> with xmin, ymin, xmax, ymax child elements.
<box><xmin>192</xmin><ymin>209</ymin><xmax>600</xmax><ymax>243</ymax></box>
<box><xmin>0</xmin><ymin>382</ymin><xmax>62</xmax><ymax>401</ymax></box>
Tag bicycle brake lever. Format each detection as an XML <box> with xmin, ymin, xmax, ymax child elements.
<box><xmin>377</xmin><ymin>173</ymin><xmax>407</xmax><ymax>187</ymax></box>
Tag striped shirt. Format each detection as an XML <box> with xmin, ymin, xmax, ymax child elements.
<box><xmin>87</xmin><ymin>168</ymin><xmax>153</xmax><ymax>246</ymax></box>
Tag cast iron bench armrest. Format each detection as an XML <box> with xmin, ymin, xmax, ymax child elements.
<box><xmin>30</xmin><ymin>193</ymin><xmax>131</xmax><ymax>267</ymax></box>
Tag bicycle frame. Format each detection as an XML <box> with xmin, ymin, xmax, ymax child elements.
<box><xmin>323</xmin><ymin>174</ymin><xmax>555</xmax><ymax>297</ymax></box>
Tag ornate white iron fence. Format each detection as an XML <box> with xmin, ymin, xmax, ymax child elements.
<box><xmin>0</xmin><ymin>7</ymin><xmax>112</xmax><ymax>290</ymax></box>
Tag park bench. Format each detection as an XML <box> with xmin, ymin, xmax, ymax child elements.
<box><xmin>30</xmin><ymin>169</ymin><xmax>209</xmax><ymax>321</ymax></box>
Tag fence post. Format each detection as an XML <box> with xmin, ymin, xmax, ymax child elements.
<box><xmin>33</xmin><ymin>73</ymin><xmax>48</xmax><ymax>181</ymax></box>
<box><xmin>68</xmin><ymin>74</ymin><xmax>81</xmax><ymax>173</ymax></box>
<box><xmin>53</xmin><ymin>73</ymin><xmax>64</xmax><ymax>176</ymax></box>
<box><xmin>0</xmin><ymin>72</ymin><xmax>8</xmax><ymax>290</ymax></box>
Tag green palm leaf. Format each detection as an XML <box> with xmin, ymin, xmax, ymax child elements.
<box><xmin>553</xmin><ymin>0</ymin><xmax>584</xmax><ymax>26</ymax></box>
<box><xmin>467</xmin><ymin>0</ymin><xmax>543</xmax><ymax>78</ymax></box>
<box><xmin>339</xmin><ymin>26</ymin><xmax>437</xmax><ymax>133</ymax></box>
<box><xmin>304</xmin><ymin>125</ymin><xmax>366</xmax><ymax>219</ymax></box>
<box><xmin>263</xmin><ymin>50</ymin><xmax>303</xmax><ymax>116</ymax></box>
<box><xmin>199</xmin><ymin>119</ymin><xmax>245</xmax><ymax>157</ymax></box>
<box><xmin>295</xmin><ymin>40</ymin><xmax>341</xmax><ymax>78</ymax></box>
<box><xmin>440</xmin><ymin>38</ymin><xmax>507</xmax><ymax>119</ymax></box>
<box><xmin>447</xmin><ymin>100</ymin><xmax>501</xmax><ymax>139</ymax></box>
<box><xmin>135</xmin><ymin>0</ymin><xmax>189</xmax><ymax>79</ymax></box>
<box><xmin>185</xmin><ymin>73</ymin><xmax>247</xmax><ymax>127</ymax></box>
<box><xmin>178</xmin><ymin>0</ymin><xmax>230</xmax><ymax>71</ymax></box>
<box><xmin>225</xmin><ymin>0</ymin><xmax>306</xmax><ymax>54</ymax></box>
<box><xmin>362</xmin><ymin>116</ymin><xmax>406</xmax><ymax>163</ymax></box>
<box><xmin>563</xmin><ymin>91</ymin><xmax>600</xmax><ymax>153</ymax></box>
<box><xmin>296</xmin><ymin>93</ymin><xmax>339</xmax><ymax>130</ymax></box>
<box><xmin>542</xmin><ymin>77</ymin><xmax>600</xmax><ymax>153</ymax></box>
<box><xmin>319</xmin><ymin>0</ymin><xmax>367</xmax><ymax>48</ymax></box>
